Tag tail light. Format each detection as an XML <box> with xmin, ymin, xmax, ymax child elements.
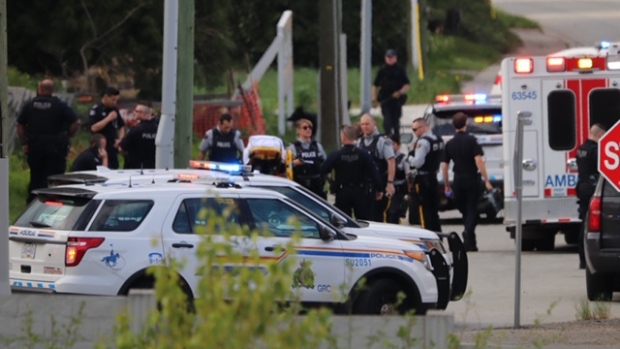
<box><xmin>494</xmin><ymin>74</ymin><xmax>502</xmax><ymax>85</ymax></box>
<box><xmin>588</xmin><ymin>196</ymin><xmax>601</xmax><ymax>232</ymax></box>
<box><xmin>66</xmin><ymin>237</ymin><xmax>105</xmax><ymax>267</ymax></box>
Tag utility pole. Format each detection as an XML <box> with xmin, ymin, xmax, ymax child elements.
<box><xmin>359</xmin><ymin>0</ymin><xmax>372</xmax><ymax>113</ymax></box>
<box><xmin>175</xmin><ymin>0</ymin><xmax>194</xmax><ymax>168</ymax></box>
<box><xmin>319</xmin><ymin>0</ymin><xmax>341</xmax><ymax>152</ymax></box>
<box><xmin>155</xmin><ymin>0</ymin><xmax>178</xmax><ymax>169</ymax></box>
<box><xmin>0</xmin><ymin>0</ymin><xmax>11</xmax><ymax>295</ymax></box>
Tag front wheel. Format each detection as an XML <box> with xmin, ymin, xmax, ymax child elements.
<box><xmin>353</xmin><ymin>278</ymin><xmax>425</xmax><ymax>315</ymax></box>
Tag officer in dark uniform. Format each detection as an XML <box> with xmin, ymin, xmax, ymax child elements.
<box><xmin>576</xmin><ymin>123</ymin><xmax>606</xmax><ymax>269</ymax></box>
<box><xmin>407</xmin><ymin>118</ymin><xmax>444</xmax><ymax>232</ymax></box>
<box><xmin>441</xmin><ymin>112</ymin><xmax>493</xmax><ymax>252</ymax></box>
<box><xmin>198</xmin><ymin>113</ymin><xmax>245</xmax><ymax>163</ymax></box>
<box><xmin>386</xmin><ymin>134</ymin><xmax>410</xmax><ymax>224</ymax></box>
<box><xmin>371</xmin><ymin>49</ymin><xmax>410</xmax><ymax>136</ymax></box>
<box><xmin>356</xmin><ymin>113</ymin><xmax>396</xmax><ymax>222</ymax></box>
<box><xmin>119</xmin><ymin>101</ymin><xmax>158</xmax><ymax>169</ymax></box>
<box><xmin>71</xmin><ymin>134</ymin><xmax>108</xmax><ymax>172</ymax></box>
<box><xmin>89</xmin><ymin>87</ymin><xmax>125</xmax><ymax>169</ymax></box>
<box><xmin>288</xmin><ymin>118</ymin><xmax>327</xmax><ymax>199</ymax></box>
<box><xmin>321</xmin><ymin>125</ymin><xmax>382</xmax><ymax>220</ymax></box>
<box><xmin>17</xmin><ymin>79</ymin><xmax>80</xmax><ymax>203</ymax></box>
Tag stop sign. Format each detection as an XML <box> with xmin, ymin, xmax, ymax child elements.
<box><xmin>599</xmin><ymin>120</ymin><xmax>620</xmax><ymax>192</ymax></box>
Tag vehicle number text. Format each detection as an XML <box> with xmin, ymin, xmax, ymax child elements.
<box><xmin>511</xmin><ymin>91</ymin><xmax>537</xmax><ymax>100</ymax></box>
<box><xmin>345</xmin><ymin>258</ymin><xmax>371</xmax><ymax>267</ymax></box>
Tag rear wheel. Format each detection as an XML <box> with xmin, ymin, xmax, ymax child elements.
<box><xmin>353</xmin><ymin>278</ymin><xmax>424</xmax><ymax>315</ymax></box>
<box><xmin>586</xmin><ymin>268</ymin><xmax>613</xmax><ymax>301</ymax></box>
<box><xmin>520</xmin><ymin>239</ymin><xmax>536</xmax><ymax>252</ymax></box>
<box><xmin>536</xmin><ymin>235</ymin><xmax>556</xmax><ymax>251</ymax></box>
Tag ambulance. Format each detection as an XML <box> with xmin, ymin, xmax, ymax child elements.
<box><xmin>501</xmin><ymin>48</ymin><xmax>620</xmax><ymax>251</ymax></box>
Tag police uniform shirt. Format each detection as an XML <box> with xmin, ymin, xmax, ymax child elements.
<box><xmin>443</xmin><ymin>131</ymin><xmax>483</xmax><ymax>176</ymax></box>
<box><xmin>88</xmin><ymin>103</ymin><xmax>125</xmax><ymax>150</ymax></box>
<box><xmin>576</xmin><ymin>139</ymin><xmax>598</xmax><ymax>184</ymax></box>
<box><xmin>373</xmin><ymin>64</ymin><xmax>410</xmax><ymax>102</ymax></box>
<box><xmin>71</xmin><ymin>147</ymin><xmax>103</xmax><ymax>172</ymax></box>
<box><xmin>408</xmin><ymin>130</ymin><xmax>439</xmax><ymax>170</ymax></box>
<box><xmin>287</xmin><ymin>140</ymin><xmax>327</xmax><ymax>162</ymax></box>
<box><xmin>198</xmin><ymin>127</ymin><xmax>245</xmax><ymax>153</ymax></box>
<box><xmin>119</xmin><ymin>118</ymin><xmax>158</xmax><ymax>169</ymax></box>
<box><xmin>17</xmin><ymin>95</ymin><xmax>78</xmax><ymax>147</ymax></box>
<box><xmin>320</xmin><ymin>145</ymin><xmax>382</xmax><ymax>189</ymax></box>
<box><xmin>355</xmin><ymin>130</ymin><xmax>396</xmax><ymax>161</ymax></box>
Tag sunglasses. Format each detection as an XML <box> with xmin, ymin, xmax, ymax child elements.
<box><xmin>302</xmin><ymin>126</ymin><xmax>313</xmax><ymax>130</ymax></box>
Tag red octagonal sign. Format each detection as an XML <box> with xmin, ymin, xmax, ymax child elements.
<box><xmin>599</xmin><ymin>120</ymin><xmax>620</xmax><ymax>192</ymax></box>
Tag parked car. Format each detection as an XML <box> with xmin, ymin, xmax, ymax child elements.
<box><xmin>584</xmin><ymin>176</ymin><xmax>620</xmax><ymax>301</ymax></box>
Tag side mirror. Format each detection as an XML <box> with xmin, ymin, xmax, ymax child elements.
<box><xmin>330</xmin><ymin>214</ymin><xmax>346</xmax><ymax>228</ymax></box>
<box><xmin>319</xmin><ymin>226</ymin><xmax>336</xmax><ymax>242</ymax></box>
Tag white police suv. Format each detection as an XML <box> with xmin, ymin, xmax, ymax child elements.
<box><xmin>10</xmin><ymin>181</ymin><xmax>446</xmax><ymax>315</ymax></box>
<box><xmin>49</xmin><ymin>161</ymin><xmax>469</xmax><ymax>308</ymax></box>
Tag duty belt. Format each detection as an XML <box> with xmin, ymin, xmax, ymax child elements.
<box><xmin>339</xmin><ymin>183</ymin><xmax>364</xmax><ymax>189</ymax></box>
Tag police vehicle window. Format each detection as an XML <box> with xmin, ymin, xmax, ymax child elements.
<box><xmin>89</xmin><ymin>200</ymin><xmax>154</xmax><ymax>232</ymax></box>
<box><xmin>245</xmin><ymin>198</ymin><xmax>320</xmax><ymax>239</ymax></box>
<box><xmin>589</xmin><ymin>89</ymin><xmax>620</xmax><ymax>131</ymax></box>
<box><xmin>172</xmin><ymin>198</ymin><xmax>242</xmax><ymax>234</ymax></box>
<box><xmin>430</xmin><ymin>108</ymin><xmax>502</xmax><ymax>137</ymax></box>
<box><xmin>14</xmin><ymin>196</ymin><xmax>96</xmax><ymax>231</ymax></box>
<box><xmin>257</xmin><ymin>186</ymin><xmax>331</xmax><ymax>221</ymax></box>
<box><xmin>603</xmin><ymin>179</ymin><xmax>620</xmax><ymax>198</ymax></box>
<box><xmin>547</xmin><ymin>90</ymin><xmax>576</xmax><ymax>151</ymax></box>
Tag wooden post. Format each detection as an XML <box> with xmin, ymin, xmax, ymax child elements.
<box><xmin>174</xmin><ymin>0</ymin><xmax>195</xmax><ymax>168</ymax></box>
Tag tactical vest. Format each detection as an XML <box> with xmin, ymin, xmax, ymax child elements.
<box><xmin>209</xmin><ymin>128</ymin><xmax>238</xmax><ymax>163</ymax></box>
<box><xmin>358</xmin><ymin>134</ymin><xmax>388</xmax><ymax>177</ymax></box>
<box><xmin>576</xmin><ymin>139</ymin><xmax>599</xmax><ymax>186</ymax></box>
<box><xmin>394</xmin><ymin>153</ymin><xmax>407</xmax><ymax>187</ymax></box>
<box><xmin>293</xmin><ymin>141</ymin><xmax>322</xmax><ymax>180</ymax></box>
<box><xmin>335</xmin><ymin>146</ymin><xmax>367</xmax><ymax>186</ymax></box>
<box><xmin>417</xmin><ymin>135</ymin><xmax>444</xmax><ymax>173</ymax></box>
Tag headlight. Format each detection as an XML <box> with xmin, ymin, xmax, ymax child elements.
<box><xmin>421</xmin><ymin>238</ymin><xmax>447</xmax><ymax>254</ymax></box>
<box><xmin>403</xmin><ymin>250</ymin><xmax>431</xmax><ymax>271</ymax></box>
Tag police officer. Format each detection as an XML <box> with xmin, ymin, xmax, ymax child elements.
<box><xmin>89</xmin><ymin>87</ymin><xmax>125</xmax><ymax>169</ymax></box>
<box><xmin>198</xmin><ymin>113</ymin><xmax>245</xmax><ymax>163</ymax></box>
<box><xmin>407</xmin><ymin>118</ymin><xmax>444</xmax><ymax>232</ymax></box>
<box><xmin>16</xmin><ymin>79</ymin><xmax>80</xmax><ymax>203</ymax></box>
<box><xmin>320</xmin><ymin>125</ymin><xmax>382</xmax><ymax>220</ymax></box>
<box><xmin>71</xmin><ymin>134</ymin><xmax>108</xmax><ymax>171</ymax></box>
<box><xmin>287</xmin><ymin>118</ymin><xmax>327</xmax><ymax>199</ymax></box>
<box><xmin>386</xmin><ymin>134</ymin><xmax>410</xmax><ymax>224</ymax></box>
<box><xmin>576</xmin><ymin>123</ymin><xmax>606</xmax><ymax>269</ymax></box>
<box><xmin>371</xmin><ymin>49</ymin><xmax>410</xmax><ymax>136</ymax></box>
<box><xmin>119</xmin><ymin>101</ymin><xmax>158</xmax><ymax>169</ymax></box>
<box><xmin>356</xmin><ymin>113</ymin><xmax>396</xmax><ymax>222</ymax></box>
<box><xmin>441</xmin><ymin>112</ymin><xmax>493</xmax><ymax>252</ymax></box>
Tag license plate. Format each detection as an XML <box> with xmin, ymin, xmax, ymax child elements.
<box><xmin>20</xmin><ymin>243</ymin><xmax>36</xmax><ymax>259</ymax></box>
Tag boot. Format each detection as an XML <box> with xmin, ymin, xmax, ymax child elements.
<box><xmin>463</xmin><ymin>231</ymin><xmax>478</xmax><ymax>252</ymax></box>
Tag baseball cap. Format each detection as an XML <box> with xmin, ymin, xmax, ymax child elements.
<box><xmin>385</xmin><ymin>49</ymin><xmax>397</xmax><ymax>57</ymax></box>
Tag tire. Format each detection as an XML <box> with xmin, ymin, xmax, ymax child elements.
<box><xmin>485</xmin><ymin>208</ymin><xmax>497</xmax><ymax>220</ymax></box>
<box><xmin>353</xmin><ymin>278</ymin><xmax>424</xmax><ymax>315</ymax></box>
<box><xmin>520</xmin><ymin>239</ymin><xmax>536</xmax><ymax>252</ymax></box>
<box><xmin>536</xmin><ymin>235</ymin><xmax>555</xmax><ymax>251</ymax></box>
<box><xmin>563</xmin><ymin>226</ymin><xmax>580</xmax><ymax>245</ymax></box>
<box><xmin>586</xmin><ymin>268</ymin><xmax>613</xmax><ymax>301</ymax></box>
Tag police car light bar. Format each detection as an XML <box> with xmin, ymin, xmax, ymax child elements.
<box><xmin>188</xmin><ymin>160</ymin><xmax>251</xmax><ymax>174</ymax></box>
<box><xmin>514</xmin><ymin>58</ymin><xmax>534</xmax><ymax>74</ymax></box>
<box><xmin>435</xmin><ymin>94</ymin><xmax>487</xmax><ymax>103</ymax></box>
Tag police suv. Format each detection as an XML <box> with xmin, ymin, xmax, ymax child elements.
<box><xmin>48</xmin><ymin>161</ymin><xmax>468</xmax><ymax>307</ymax></box>
<box><xmin>10</xmin><ymin>181</ymin><xmax>445</xmax><ymax>315</ymax></box>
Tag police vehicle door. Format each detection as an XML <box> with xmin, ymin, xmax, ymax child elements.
<box><xmin>163</xmin><ymin>193</ymin><xmax>244</xmax><ymax>293</ymax></box>
<box><xmin>242</xmin><ymin>195</ymin><xmax>346</xmax><ymax>303</ymax></box>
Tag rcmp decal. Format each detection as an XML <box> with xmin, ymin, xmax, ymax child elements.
<box><xmin>148</xmin><ymin>252</ymin><xmax>164</xmax><ymax>265</ymax></box>
<box><xmin>101</xmin><ymin>245</ymin><xmax>126</xmax><ymax>270</ymax></box>
<box><xmin>292</xmin><ymin>259</ymin><xmax>315</xmax><ymax>289</ymax></box>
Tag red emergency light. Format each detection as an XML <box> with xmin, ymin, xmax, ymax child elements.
<box><xmin>546</xmin><ymin>57</ymin><xmax>566</xmax><ymax>72</ymax></box>
<box><xmin>435</xmin><ymin>95</ymin><xmax>450</xmax><ymax>103</ymax></box>
<box><xmin>514</xmin><ymin>58</ymin><xmax>534</xmax><ymax>74</ymax></box>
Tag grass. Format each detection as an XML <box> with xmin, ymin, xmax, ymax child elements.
<box><xmin>575</xmin><ymin>298</ymin><xmax>611</xmax><ymax>320</ymax></box>
<box><xmin>495</xmin><ymin>9</ymin><xmax>542</xmax><ymax>30</ymax></box>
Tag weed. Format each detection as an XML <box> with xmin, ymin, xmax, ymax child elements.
<box><xmin>576</xmin><ymin>297</ymin><xmax>611</xmax><ymax>320</ymax></box>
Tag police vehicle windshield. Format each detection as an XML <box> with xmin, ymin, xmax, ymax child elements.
<box><xmin>430</xmin><ymin>107</ymin><xmax>502</xmax><ymax>137</ymax></box>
